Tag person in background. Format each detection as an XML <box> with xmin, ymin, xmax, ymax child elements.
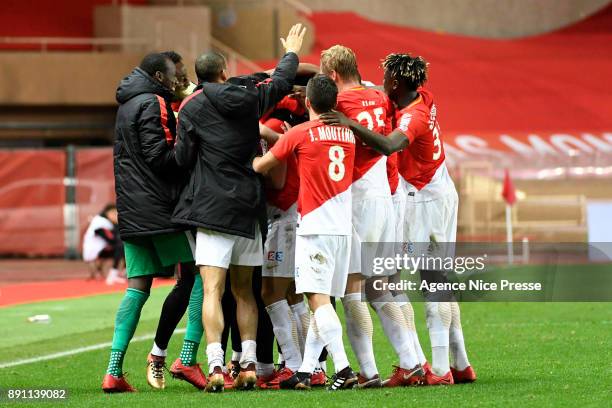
<box><xmin>82</xmin><ymin>203</ymin><xmax>125</xmax><ymax>285</ymax></box>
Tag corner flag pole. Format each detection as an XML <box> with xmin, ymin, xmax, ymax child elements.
<box><xmin>501</xmin><ymin>169</ymin><xmax>517</xmax><ymax>265</ymax></box>
<box><xmin>505</xmin><ymin>203</ymin><xmax>513</xmax><ymax>264</ymax></box>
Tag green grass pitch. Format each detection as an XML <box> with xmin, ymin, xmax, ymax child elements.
<box><xmin>0</xmin><ymin>285</ymin><xmax>610</xmax><ymax>407</ymax></box>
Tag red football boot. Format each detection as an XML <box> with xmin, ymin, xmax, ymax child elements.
<box><xmin>451</xmin><ymin>366</ymin><xmax>477</xmax><ymax>383</ymax></box>
<box><xmin>256</xmin><ymin>370</ymin><xmax>278</xmax><ymax>390</ymax></box>
<box><xmin>357</xmin><ymin>373</ymin><xmax>382</xmax><ymax>388</ymax></box>
<box><xmin>206</xmin><ymin>366</ymin><xmax>225</xmax><ymax>393</ymax></box>
<box><xmin>102</xmin><ymin>374</ymin><xmax>136</xmax><ymax>393</ymax></box>
<box><xmin>169</xmin><ymin>358</ymin><xmax>207</xmax><ymax>390</ymax></box>
<box><xmin>310</xmin><ymin>369</ymin><xmax>327</xmax><ymax>387</ymax></box>
<box><xmin>424</xmin><ymin>369</ymin><xmax>454</xmax><ymax>385</ymax></box>
<box><xmin>233</xmin><ymin>363</ymin><xmax>257</xmax><ymax>390</ymax></box>
<box><xmin>223</xmin><ymin>370</ymin><xmax>235</xmax><ymax>389</ymax></box>
<box><xmin>382</xmin><ymin>365</ymin><xmax>424</xmax><ymax>387</ymax></box>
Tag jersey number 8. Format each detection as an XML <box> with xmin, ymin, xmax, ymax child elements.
<box><xmin>328</xmin><ymin>145</ymin><xmax>345</xmax><ymax>181</ymax></box>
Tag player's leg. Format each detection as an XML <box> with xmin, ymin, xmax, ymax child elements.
<box><xmin>151</xmin><ymin>266</ymin><xmax>193</xmax><ymax>358</ymax></box>
<box><xmin>342</xmin><ymin>225</ymin><xmax>379</xmax><ymax>384</ymax></box>
<box><xmin>287</xmin><ymin>281</ymin><xmax>309</xmax><ymax>355</ymax></box>
<box><xmin>362</xmin><ymin>197</ymin><xmax>423</xmax><ymax>386</ymax></box>
<box><xmin>390</xmin><ymin>188</ymin><xmax>428</xmax><ymax>366</ymax></box>
<box><xmin>221</xmin><ymin>279</ymin><xmax>241</xmax><ymax>382</ymax></box>
<box><xmin>192</xmin><ymin>227</ymin><xmax>234</xmax><ymax>392</ymax></box>
<box><xmin>262</xmin><ymin>277</ymin><xmax>301</xmax><ymax>373</ymax></box>
<box><xmin>228</xmin><ymin>224</ymin><xmax>264</xmax><ymax>390</ymax></box>
<box><xmin>260</xmin><ymin>220</ymin><xmax>302</xmax><ymax>383</ymax></box>
<box><xmin>442</xmin><ymin>191</ymin><xmax>476</xmax><ymax>383</ymax></box>
<box><xmin>229</xmin><ymin>264</ymin><xmax>258</xmax><ymax>389</ymax></box>
<box><xmin>253</xmin><ymin>267</ymin><xmax>276</xmax><ymax>387</ymax></box>
<box><xmin>102</xmin><ymin>237</ymin><xmax>157</xmax><ymax>393</ymax></box>
<box><xmin>420</xmin><ymin>197</ymin><xmax>455</xmax><ymax>385</ymax></box>
<box><xmin>283</xmin><ymin>235</ymin><xmax>356</xmax><ymax>390</ymax></box>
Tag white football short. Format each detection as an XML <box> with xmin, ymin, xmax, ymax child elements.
<box><xmin>195</xmin><ymin>225</ymin><xmax>263</xmax><ymax>269</ymax></box>
<box><xmin>392</xmin><ymin>185</ymin><xmax>407</xmax><ymax>244</ymax></box>
<box><xmin>295</xmin><ymin>234</ymin><xmax>350</xmax><ymax>298</ymax></box>
<box><xmin>403</xmin><ymin>190</ymin><xmax>458</xmax><ymax>259</ymax></box>
<box><xmin>349</xmin><ymin>196</ymin><xmax>396</xmax><ymax>276</ymax></box>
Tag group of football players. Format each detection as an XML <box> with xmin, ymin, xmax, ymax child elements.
<box><xmin>102</xmin><ymin>23</ymin><xmax>476</xmax><ymax>394</ymax></box>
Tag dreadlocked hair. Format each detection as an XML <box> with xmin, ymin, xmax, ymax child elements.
<box><xmin>382</xmin><ymin>53</ymin><xmax>429</xmax><ymax>90</ymax></box>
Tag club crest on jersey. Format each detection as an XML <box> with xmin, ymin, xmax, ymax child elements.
<box><xmin>399</xmin><ymin>113</ymin><xmax>412</xmax><ymax>131</ymax></box>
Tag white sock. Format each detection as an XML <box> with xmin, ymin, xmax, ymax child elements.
<box><xmin>266</xmin><ymin>300</ymin><xmax>302</xmax><ymax>371</ymax></box>
<box><xmin>450</xmin><ymin>302</ymin><xmax>470</xmax><ymax>370</ymax></box>
<box><xmin>318</xmin><ymin>360</ymin><xmax>327</xmax><ymax>372</ymax></box>
<box><xmin>277</xmin><ymin>352</ymin><xmax>284</xmax><ymax>365</ymax></box>
<box><xmin>426</xmin><ymin>302</ymin><xmax>451</xmax><ymax>376</ymax></box>
<box><xmin>240</xmin><ymin>340</ymin><xmax>257</xmax><ymax>368</ymax></box>
<box><xmin>395</xmin><ymin>293</ymin><xmax>427</xmax><ymax>365</ymax></box>
<box><xmin>206</xmin><ymin>342</ymin><xmax>224</xmax><ymax>374</ymax></box>
<box><xmin>314</xmin><ymin>304</ymin><xmax>350</xmax><ymax>373</ymax></box>
<box><xmin>150</xmin><ymin>342</ymin><xmax>167</xmax><ymax>358</ymax></box>
<box><xmin>231</xmin><ymin>350</ymin><xmax>241</xmax><ymax>362</ymax></box>
<box><xmin>290</xmin><ymin>301</ymin><xmax>309</xmax><ymax>354</ymax></box>
<box><xmin>371</xmin><ymin>293</ymin><xmax>418</xmax><ymax>369</ymax></box>
<box><xmin>298</xmin><ymin>317</ymin><xmax>325</xmax><ymax>374</ymax></box>
<box><xmin>342</xmin><ymin>293</ymin><xmax>378</xmax><ymax>378</ymax></box>
<box><xmin>256</xmin><ymin>362</ymin><xmax>275</xmax><ymax>377</ymax></box>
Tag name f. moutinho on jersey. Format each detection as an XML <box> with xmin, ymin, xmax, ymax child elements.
<box><xmin>308</xmin><ymin>125</ymin><xmax>356</xmax><ymax>144</ymax></box>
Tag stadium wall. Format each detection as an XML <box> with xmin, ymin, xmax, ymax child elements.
<box><xmin>303</xmin><ymin>0</ymin><xmax>611</xmax><ymax>38</ymax></box>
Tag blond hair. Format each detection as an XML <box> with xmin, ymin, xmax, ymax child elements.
<box><xmin>320</xmin><ymin>45</ymin><xmax>360</xmax><ymax>81</ymax></box>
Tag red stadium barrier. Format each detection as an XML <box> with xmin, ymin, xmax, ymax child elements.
<box><xmin>0</xmin><ymin>150</ymin><xmax>66</xmax><ymax>255</ymax></box>
<box><xmin>75</xmin><ymin>148</ymin><xmax>115</xmax><ymax>253</ymax></box>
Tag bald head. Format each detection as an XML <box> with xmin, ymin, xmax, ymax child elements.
<box><xmin>196</xmin><ymin>52</ymin><xmax>227</xmax><ymax>83</ymax></box>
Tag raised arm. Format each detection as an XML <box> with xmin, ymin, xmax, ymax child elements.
<box><xmin>257</xmin><ymin>24</ymin><xmax>307</xmax><ymax>116</ymax></box>
<box><xmin>319</xmin><ymin>111</ymin><xmax>408</xmax><ymax>156</ymax></box>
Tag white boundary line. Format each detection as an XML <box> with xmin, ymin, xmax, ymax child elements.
<box><xmin>0</xmin><ymin>328</ymin><xmax>186</xmax><ymax>369</ymax></box>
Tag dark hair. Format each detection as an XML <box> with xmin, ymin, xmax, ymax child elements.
<box><xmin>100</xmin><ymin>203</ymin><xmax>116</xmax><ymax>217</ymax></box>
<box><xmin>306</xmin><ymin>74</ymin><xmax>338</xmax><ymax>114</ymax></box>
<box><xmin>382</xmin><ymin>53</ymin><xmax>428</xmax><ymax>91</ymax></box>
<box><xmin>195</xmin><ymin>52</ymin><xmax>226</xmax><ymax>83</ymax></box>
<box><xmin>139</xmin><ymin>53</ymin><xmax>172</xmax><ymax>77</ymax></box>
<box><xmin>161</xmin><ymin>50</ymin><xmax>182</xmax><ymax>64</ymax></box>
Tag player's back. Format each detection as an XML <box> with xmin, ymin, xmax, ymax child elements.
<box><xmin>269</xmin><ymin>119</ymin><xmax>356</xmax><ymax>236</ymax></box>
<box><xmin>336</xmin><ymin>87</ymin><xmax>392</xmax><ymax>200</ymax></box>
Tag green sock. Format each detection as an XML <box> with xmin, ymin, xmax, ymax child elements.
<box><xmin>180</xmin><ymin>274</ymin><xmax>204</xmax><ymax>366</ymax></box>
<box><xmin>179</xmin><ymin>340</ymin><xmax>199</xmax><ymax>366</ymax></box>
<box><xmin>106</xmin><ymin>288</ymin><xmax>149</xmax><ymax>376</ymax></box>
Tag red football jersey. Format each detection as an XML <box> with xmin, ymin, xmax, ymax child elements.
<box><xmin>270</xmin><ymin>120</ymin><xmax>356</xmax><ymax>235</ymax></box>
<box><xmin>336</xmin><ymin>87</ymin><xmax>393</xmax><ymax>200</ymax></box>
<box><xmin>262</xmin><ymin>117</ymin><xmax>300</xmax><ymax>212</ymax></box>
<box><xmin>395</xmin><ymin>88</ymin><xmax>447</xmax><ymax>191</ymax></box>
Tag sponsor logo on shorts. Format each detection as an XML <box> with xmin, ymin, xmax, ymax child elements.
<box><xmin>267</xmin><ymin>251</ymin><xmax>284</xmax><ymax>262</ymax></box>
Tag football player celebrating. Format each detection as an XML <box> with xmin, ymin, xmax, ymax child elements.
<box><xmin>320</xmin><ymin>53</ymin><xmax>476</xmax><ymax>385</ymax></box>
<box><xmin>253</xmin><ymin>75</ymin><xmax>358</xmax><ymax>390</ymax></box>
<box><xmin>320</xmin><ymin>45</ymin><xmax>423</xmax><ymax>387</ymax></box>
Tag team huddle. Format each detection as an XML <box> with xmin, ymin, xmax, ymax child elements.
<box><xmin>102</xmin><ymin>23</ymin><xmax>476</xmax><ymax>394</ymax></box>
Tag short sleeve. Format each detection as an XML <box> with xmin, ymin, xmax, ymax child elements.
<box><xmin>396</xmin><ymin>111</ymin><xmax>427</xmax><ymax>144</ymax></box>
<box><xmin>270</xmin><ymin>127</ymin><xmax>301</xmax><ymax>161</ymax></box>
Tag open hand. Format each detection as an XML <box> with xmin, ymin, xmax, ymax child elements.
<box><xmin>281</xmin><ymin>23</ymin><xmax>307</xmax><ymax>55</ymax></box>
<box><xmin>319</xmin><ymin>110</ymin><xmax>351</xmax><ymax>127</ymax></box>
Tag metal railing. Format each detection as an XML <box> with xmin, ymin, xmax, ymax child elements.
<box><xmin>0</xmin><ymin>36</ymin><xmax>149</xmax><ymax>52</ymax></box>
